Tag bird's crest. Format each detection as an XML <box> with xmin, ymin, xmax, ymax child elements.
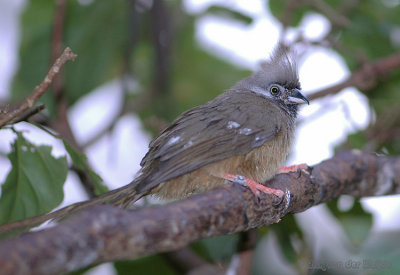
<box><xmin>257</xmin><ymin>44</ymin><xmax>300</xmax><ymax>90</ymax></box>
<box><xmin>232</xmin><ymin>44</ymin><xmax>300</xmax><ymax>91</ymax></box>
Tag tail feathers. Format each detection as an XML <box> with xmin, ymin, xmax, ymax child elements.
<box><xmin>0</xmin><ymin>181</ymin><xmax>143</xmax><ymax>235</ymax></box>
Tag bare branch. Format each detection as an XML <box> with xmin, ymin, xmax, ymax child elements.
<box><xmin>51</xmin><ymin>0</ymin><xmax>67</xmax><ymax>99</ymax></box>
<box><xmin>309</xmin><ymin>51</ymin><xmax>400</xmax><ymax>101</ymax></box>
<box><xmin>9</xmin><ymin>104</ymin><xmax>46</xmax><ymax>124</ymax></box>
<box><xmin>0</xmin><ymin>150</ymin><xmax>399</xmax><ymax>274</ymax></box>
<box><xmin>0</xmin><ymin>47</ymin><xmax>77</xmax><ymax>128</ymax></box>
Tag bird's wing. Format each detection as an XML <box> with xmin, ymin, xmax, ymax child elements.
<box><xmin>135</xmin><ymin>90</ymin><xmax>285</xmax><ymax>193</ymax></box>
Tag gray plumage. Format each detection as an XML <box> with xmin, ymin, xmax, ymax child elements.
<box><xmin>134</xmin><ymin>91</ymin><xmax>290</xmax><ymax>193</ymax></box>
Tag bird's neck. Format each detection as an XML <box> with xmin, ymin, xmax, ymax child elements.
<box><xmin>286</xmin><ymin>104</ymin><xmax>298</xmax><ymax>119</ymax></box>
<box><xmin>274</xmin><ymin>100</ymin><xmax>298</xmax><ymax>120</ymax></box>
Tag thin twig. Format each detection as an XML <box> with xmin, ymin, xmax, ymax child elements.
<box><xmin>9</xmin><ymin>104</ymin><xmax>46</xmax><ymax>124</ymax></box>
<box><xmin>47</xmin><ymin>2</ymin><xmax>100</xmax><ymax>199</ymax></box>
<box><xmin>51</xmin><ymin>0</ymin><xmax>67</xmax><ymax>99</ymax></box>
<box><xmin>0</xmin><ymin>47</ymin><xmax>77</xmax><ymax>128</ymax></box>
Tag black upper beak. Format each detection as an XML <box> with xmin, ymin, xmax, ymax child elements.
<box><xmin>288</xmin><ymin>88</ymin><xmax>309</xmax><ymax>105</ymax></box>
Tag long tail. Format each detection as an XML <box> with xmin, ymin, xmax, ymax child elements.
<box><xmin>0</xmin><ymin>181</ymin><xmax>144</xmax><ymax>235</ymax></box>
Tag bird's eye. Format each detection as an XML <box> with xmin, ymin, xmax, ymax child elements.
<box><xmin>270</xmin><ymin>86</ymin><xmax>280</xmax><ymax>95</ymax></box>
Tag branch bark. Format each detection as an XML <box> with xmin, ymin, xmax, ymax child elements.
<box><xmin>0</xmin><ymin>47</ymin><xmax>77</xmax><ymax>128</ymax></box>
<box><xmin>0</xmin><ymin>150</ymin><xmax>399</xmax><ymax>275</ymax></box>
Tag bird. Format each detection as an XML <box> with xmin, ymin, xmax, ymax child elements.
<box><xmin>0</xmin><ymin>45</ymin><xmax>309</xmax><ymax>234</ymax></box>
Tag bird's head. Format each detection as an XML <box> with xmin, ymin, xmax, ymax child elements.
<box><xmin>232</xmin><ymin>45</ymin><xmax>309</xmax><ymax>117</ymax></box>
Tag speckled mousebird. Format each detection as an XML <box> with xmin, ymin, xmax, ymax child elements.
<box><xmin>0</xmin><ymin>45</ymin><xmax>309</xmax><ymax>233</ymax></box>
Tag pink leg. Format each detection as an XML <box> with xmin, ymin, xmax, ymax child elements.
<box><xmin>222</xmin><ymin>173</ymin><xmax>284</xmax><ymax>198</ymax></box>
<box><xmin>278</xmin><ymin>163</ymin><xmax>308</xmax><ymax>174</ymax></box>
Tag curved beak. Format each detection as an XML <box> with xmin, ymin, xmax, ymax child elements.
<box><xmin>288</xmin><ymin>88</ymin><xmax>309</xmax><ymax>105</ymax></box>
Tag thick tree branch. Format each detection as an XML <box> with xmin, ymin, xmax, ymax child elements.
<box><xmin>308</xmin><ymin>51</ymin><xmax>400</xmax><ymax>101</ymax></box>
<box><xmin>0</xmin><ymin>47</ymin><xmax>77</xmax><ymax>128</ymax></box>
<box><xmin>0</xmin><ymin>150</ymin><xmax>399</xmax><ymax>274</ymax></box>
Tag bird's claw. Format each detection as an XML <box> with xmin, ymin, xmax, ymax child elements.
<box><xmin>273</xmin><ymin>188</ymin><xmax>291</xmax><ymax>213</ymax></box>
<box><xmin>222</xmin><ymin>173</ymin><xmax>284</xmax><ymax>198</ymax></box>
<box><xmin>223</xmin><ymin>173</ymin><xmax>247</xmax><ymax>185</ymax></box>
<box><xmin>222</xmin><ymin>173</ymin><xmax>291</xmax><ymax>213</ymax></box>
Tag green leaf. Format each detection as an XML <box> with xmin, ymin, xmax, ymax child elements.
<box><xmin>202</xmin><ymin>5</ymin><xmax>253</xmax><ymax>25</ymax></box>
<box><xmin>270</xmin><ymin>214</ymin><xmax>305</xmax><ymax>263</ymax></box>
<box><xmin>337</xmin><ymin>1</ymin><xmax>399</xmax><ymax>68</ymax></box>
<box><xmin>200</xmin><ymin>234</ymin><xmax>238</xmax><ymax>262</ymax></box>
<box><xmin>360</xmin><ymin>231</ymin><xmax>400</xmax><ymax>274</ymax></box>
<box><xmin>0</xmin><ymin>131</ymin><xmax>68</xmax><ymax>224</ymax></box>
<box><xmin>115</xmin><ymin>255</ymin><xmax>178</xmax><ymax>275</ymax></box>
<box><xmin>64</xmin><ymin>0</ymin><xmax>129</xmax><ymax>104</ymax></box>
<box><xmin>11</xmin><ymin>0</ymin><xmax>53</xmax><ymax>111</ymax></box>
<box><xmin>63</xmin><ymin>140</ymin><xmax>108</xmax><ymax>195</ymax></box>
<box><xmin>327</xmin><ymin>199</ymin><xmax>372</xmax><ymax>246</ymax></box>
<box><xmin>337</xmin><ymin>2</ymin><xmax>400</xmax><ymax>155</ymax></box>
<box><xmin>268</xmin><ymin>0</ymin><xmax>308</xmax><ymax>26</ymax></box>
<box><xmin>12</xmin><ymin>0</ymin><xmax>130</xmax><ymax>111</ymax></box>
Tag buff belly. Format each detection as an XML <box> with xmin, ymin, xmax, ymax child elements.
<box><xmin>151</xmin><ymin>127</ymin><xmax>293</xmax><ymax>200</ymax></box>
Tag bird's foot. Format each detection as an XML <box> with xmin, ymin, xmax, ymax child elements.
<box><xmin>222</xmin><ymin>173</ymin><xmax>284</xmax><ymax>198</ymax></box>
<box><xmin>278</xmin><ymin>163</ymin><xmax>308</xmax><ymax>177</ymax></box>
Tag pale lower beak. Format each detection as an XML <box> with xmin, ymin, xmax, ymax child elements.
<box><xmin>288</xmin><ymin>88</ymin><xmax>309</xmax><ymax>105</ymax></box>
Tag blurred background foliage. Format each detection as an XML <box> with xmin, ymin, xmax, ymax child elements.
<box><xmin>1</xmin><ymin>0</ymin><xmax>400</xmax><ymax>274</ymax></box>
